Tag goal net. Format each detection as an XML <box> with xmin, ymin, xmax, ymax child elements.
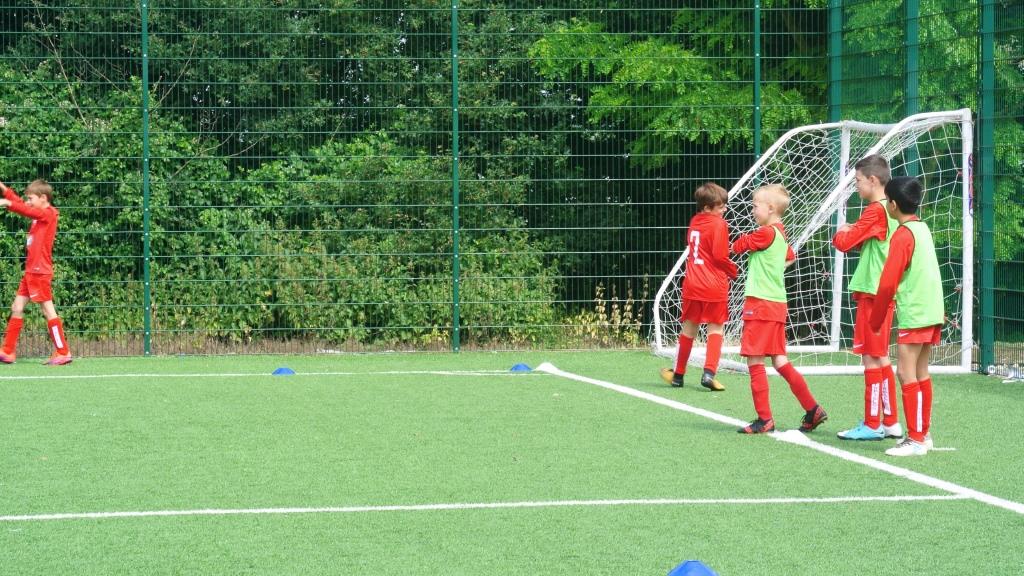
<box><xmin>652</xmin><ymin>109</ymin><xmax>973</xmax><ymax>375</ymax></box>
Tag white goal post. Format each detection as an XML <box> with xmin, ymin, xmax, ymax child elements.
<box><xmin>652</xmin><ymin>109</ymin><xmax>974</xmax><ymax>375</ymax></box>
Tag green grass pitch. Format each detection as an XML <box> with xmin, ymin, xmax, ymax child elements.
<box><xmin>1</xmin><ymin>351</ymin><xmax>1022</xmax><ymax>575</ymax></box>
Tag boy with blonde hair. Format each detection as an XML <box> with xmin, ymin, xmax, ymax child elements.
<box><xmin>871</xmin><ymin>176</ymin><xmax>943</xmax><ymax>456</ymax></box>
<box><xmin>832</xmin><ymin>154</ymin><xmax>903</xmax><ymax>441</ymax></box>
<box><xmin>0</xmin><ymin>179</ymin><xmax>72</xmax><ymax>365</ymax></box>
<box><xmin>660</xmin><ymin>182</ymin><xmax>736</xmax><ymax>391</ymax></box>
<box><xmin>732</xmin><ymin>184</ymin><xmax>826</xmax><ymax>434</ymax></box>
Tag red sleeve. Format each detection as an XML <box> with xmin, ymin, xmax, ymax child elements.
<box><xmin>711</xmin><ymin>219</ymin><xmax>738</xmax><ymax>279</ymax></box>
<box><xmin>2</xmin><ymin>186</ymin><xmax>19</xmax><ymax>202</ymax></box>
<box><xmin>786</xmin><ymin>245</ymin><xmax>796</xmax><ymax>263</ymax></box>
<box><xmin>832</xmin><ymin>202</ymin><xmax>888</xmax><ymax>253</ymax></box>
<box><xmin>731</xmin><ymin>226</ymin><xmax>775</xmax><ymax>255</ymax></box>
<box><xmin>5</xmin><ymin>197</ymin><xmax>51</xmax><ymax>221</ymax></box>
<box><xmin>870</xmin><ymin>226</ymin><xmax>914</xmax><ymax>332</ymax></box>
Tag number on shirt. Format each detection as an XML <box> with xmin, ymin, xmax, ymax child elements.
<box><xmin>689</xmin><ymin>230</ymin><xmax>705</xmax><ymax>265</ymax></box>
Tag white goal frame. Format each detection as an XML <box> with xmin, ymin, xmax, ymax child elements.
<box><xmin>652</xmin><ymin>109</ymin><xmax>973</xmax><ymax>375</ymax></box>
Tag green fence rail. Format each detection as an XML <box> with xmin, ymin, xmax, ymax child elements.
<box><xmin>0</xmin><ymin>2</ymin><xmax>1019</xmax><ymax>363</ymax></box>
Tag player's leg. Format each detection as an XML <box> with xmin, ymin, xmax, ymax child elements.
<box><xmin>878</xmin><ymin>356</ymin><xmax>902</xmax><ymax>438</ymax></box>
<box><xmin>738</xmin><ymin>354</ymin><xmax>774</xmax><ymax>434</ymax></box>
<box><xmin>839</xmin><ymin>352</ymin><xmax>886</xmax><ymax>439</ymax></box>
<box><xmin>40</xmin><ymin>300</ymin><xmax>71</xmax><ymax>365</ymax></box>
<box><xmin>874</xmin><ymin>299</ymin><xmax>901</xmax><ymax>436</ymax></box>
<box><xmin>663</xmin><ymin>311</ymin><xmax>699</xmax><ymax>387</ymax></box>
<box><xmin>840</xmin><ymin>297</ymin><xmax>891</xmax><ymax>439</ymax></box>
<box><xmin>772</xmin><ymin>354</ymin><xmax>827</xmax><ymax>432</ymax></box>
<box><xmin>917</xmin><ymin>342</ymin><xmax>933</xmax><ymax>444</ymax></box>
<box><xmin>700</xmin><ymin>321</ymin><xmax>726</xmax><ymax>391</ymax></box>
<box><xmin>0</xmin><ymin>293</ymin><xmax>29</xmax><ymax>363</ymax></box>
<box><xmin>886</xmin><ymin>343</ymin><xmax>927</xmax><ymax>456</ymax></box>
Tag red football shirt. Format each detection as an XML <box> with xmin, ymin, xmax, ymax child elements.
<box><xmin>682</xmin><ymin>212</ymin><xmax>738</xmax><ymax>303</ymax></box>
<box><xmin>4</xmin><ymin>187</ymin><xmax>59</xmax><ymax>275</ymax></box>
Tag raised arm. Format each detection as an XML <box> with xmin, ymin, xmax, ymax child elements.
<box><xmin>832</xmin><ymin>202</ymin><xmax>888</xmax><ymax>253</ymax></box>
<box><xmin>731</xmin><ymin>225</ymin><xmax>775</xmax><ymax>255</ymax></box>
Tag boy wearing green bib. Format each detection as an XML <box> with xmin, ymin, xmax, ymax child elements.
<box><xmin>870</xmin><ymin>177</ymin><xmax>943</xmax><ymax>457</ymax></box>
<box><xmin>832</xmin><ymin>155</ymin><xmax>902</xmax><ymax>441</ymax></box>
<box><xmin>732</xmin><ymin>184</ymin><xmax>827</xmax><ymax>434</ymax></box>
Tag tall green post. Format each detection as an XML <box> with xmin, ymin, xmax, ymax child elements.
<box><xmin>450</xmin><ymin>1</ymin><xmax>461</xmax><ymax>352</ymax></box>
<box><xmin>140</xmin><ymin>0</ymin><xmax>153</xmax><ymax>355</ymax></box>
<box><xmin>752</xmin><ymin>1</ymin><xmax>761</xmax><ymax>159</ymax></box>
<box><xmin>827</xmin><ymin>0</ymin><xmax>842</xmax><ymax>123</ymax></box>
<box><xmin>904</xmin><ymin>0</ymin><xmax>919</xmax><ymax>117</ymax></box>
<box><xmin>903</xmin><ymin>0</ymin><xmax>921</xmax><ymax>177</ymax></box>
<box><xmin>978</xmin><ymin>0</ymin><xmax>995</xmax><ymax>370</ymax></box>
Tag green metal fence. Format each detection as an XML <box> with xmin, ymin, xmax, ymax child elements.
<box><xmin>829</xmin><ymin>0</ymin><xmax>1023</xmax><ymax>369</ymax></box>
<box><xmin>0</xmin><ymin>2</ymin><xmax>1018</xmax><ymax>362</ymax></box>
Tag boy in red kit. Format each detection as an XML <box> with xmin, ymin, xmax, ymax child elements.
<box><xmin>871</xmin><ymin>177</ymin><xmax>943</xmax><ymax>457</ymax></box>
<box><xmin>660</xmin><ymin>182</ymin><xmax>736</xmax><ymax>391</ymax></box>
<box><xmin>0</xmin><ymin>179</ymin><xmax>72</xmax><ymax>365</ymax></box>
<box><xmin>732</xmin><ymin>184</ymin><xmax>826</xmax><ymax>434</ymax></box>
<box><xmin>832</xmin><ymin>155</ymin><xmax>903</xmax><ymax>441</ymax></box>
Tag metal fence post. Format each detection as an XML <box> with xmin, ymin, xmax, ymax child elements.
<box><xmin>978</xmin><ymin>0</ymin><xmax>995</xmax><ymax>371</ymax></box>
<box><xmin>141</xmin><ymin>0</ymin><xmax>153</xmax><ymax>355</ymax></box>
<box><xmin>828</xmin><ymin>0</ymin><xmax>842</xmax><ymax>123</ymax></box>
<box><xmin>753</xmin><ymin>0</ymin><xmax>762</xmax><ymax>159</ymax></box>
<box><xmin>904</xmin><ymin>0</ymin><xmax>919</xmax><ymax>117</ymax></box>
<box><xmin>451</xmin><ymin>1</ymin><xmax>461</xmax><ymax>352</ymax></box>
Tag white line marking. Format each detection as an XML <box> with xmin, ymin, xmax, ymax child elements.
<box><xmin>0</xmin><ymin>495</ymin><xmax>969</xmax><ymax>523</ymax></box>
<box><xmin>535</xmin><ymin>362</ymin><xmax>1024</xmax><ymax>516</ymax></box>
<box><xmin>0</xmin><ymin>369</ymin><xmax>526</xmax><ymax>381</ymax></box>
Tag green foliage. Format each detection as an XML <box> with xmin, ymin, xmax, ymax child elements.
<box><xmin>0</xmin><ymin>1</ymin><xmax>1019</xmax><ymax>352</ymax></box>
<box><xmin>529</xmin><ymin>19</ymin><xmax>817</xmax><ymax>169</ymax></box>
<box><xmin>563</xmin><ymin>280</ymin><xmax>648</xmax><ymax>347</ymax></box>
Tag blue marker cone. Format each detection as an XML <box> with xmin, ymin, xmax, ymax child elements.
<box><xmin>510</xmin><ymin>363</ymin><xmax>532</xmax><ymax>372</ymax></box>
<box><xmin>668</xmin><ymin>560</ymin><xmax>718</xmax><ymax>576</ymax></box>
<box><xmin>272</xmin><ymin>367</ymin><xmax>295</xmax><ymax>376</ymax></box>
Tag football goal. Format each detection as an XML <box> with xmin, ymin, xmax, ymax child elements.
<box><xmin>652</xmin><ymin>109</ymin><xmax>973</xmax><ymax>375</ymax></box>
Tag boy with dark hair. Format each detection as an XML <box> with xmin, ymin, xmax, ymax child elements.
<box><xmin>0</xmin><ymin>179</ymin><xmax>72</xmax><ymax>365</ymax></box>
<box><xmin>832</xmin><ymin>154</ymin><xmax>903</xmax><ymax>441</ymax></box>
<box><xmin>732</xmin><ymin>184</ymin><xmax>826</xmax><ymax>434</ymax></box>
<box><xmin>660</xmin><ymin>182</ymin><xmax>736</xmax><ymax>391</ymax></box>
<box><xmin>871</xmin><ymin>176</ymin><xmax>943</xmax><ymax>456</ymax></box>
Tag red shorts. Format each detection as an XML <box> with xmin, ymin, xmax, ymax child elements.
<box><xmin>741</xmin><ymin>319</ymin><xmax>787</xmax><ymax>357</ymax></box>
<box><xmin>897</xmin><ymin>324</ymin><xmax>941</xmax><ymax>345</ymax></box>
<box><xmin>853</xmin><ymin>296</ymin><xmax>894</xmax><ymax>357</ymax></box>
<box><xmin>17</xmin><ymin>273</ymin><xmax>53</xmax><ymax>303</ymax></box>
<box><xmin>680</xmin><ymin>299</ymin><xmax>729</xmax><ymax>325</ymax></box>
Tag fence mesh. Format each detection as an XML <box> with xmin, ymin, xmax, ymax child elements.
<box><xmin>0</xmin><ymin>2</ymin><xmax>1017</xmax><ymax>361</ymax></box>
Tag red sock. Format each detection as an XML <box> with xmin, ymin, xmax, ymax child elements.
<box><xmin>2</xmin><ymin>316</ymin><xmax>23</xmax><ymax>355</ymax></box>
<box><xmin>881</xmin><ymin>364</ymin><xmax>899</xmax><ymax>427</ymax></box>
<box><xmin>704</xmin><ymin>333</ymin><xmax>723</xmax><ymax>373</ymax></box>
<box><xmin>863</xmin><ymin>368</ymin><xmax>883</xmax><ymax>429</ymax></box>
<box><xmin>47</xmin><ymin>317</ymin><xmax>70</xmax><ymax>355</ymax></box>
<box><xmin>749</xmin><ymin>364</ymin><xmax>772</xmax><ymax>421</ymax></box>
<box><xmin>919</xmin><ymin>378</ymin><xmax>933</xmax><ymax>436</ymax></box>
<box><xmin>901</xmin><ymin>381</ymin><xmax>925</xmax><ymax>443</ymax></box>
<box><xmin>674</xmin><ymin>334</ymin><xmax>694</xmax><ymax>375</ymax></box>
<box><xmin>777</xmin><ymin>362</ymin><xmax>817</xmax><ymax>411</ymax></box>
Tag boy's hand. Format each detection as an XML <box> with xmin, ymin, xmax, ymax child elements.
<box><xmin>836</xmin><ymin>223</ymin><xmax>852</xmax><ymax>234</ymax></box>
<box><xmin>0</xmin><ymin>198</ymin><xmax>11</xmax><ymax>208</ymax></box>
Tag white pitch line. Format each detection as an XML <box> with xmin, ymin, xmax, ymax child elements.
<box><xmin>0</xmin><ymin>495</ymin><xmax>970</xmax><ymax>523</ymax></box>
<box><xmin>0</xmin><ymin>369</ymin><xmax>526</xmax><ymax>381</ymax></box>
<box><xmin>535</xmin><ymin>362</ymin><xmax>1024</xmax><ymax>516</ymax></box>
